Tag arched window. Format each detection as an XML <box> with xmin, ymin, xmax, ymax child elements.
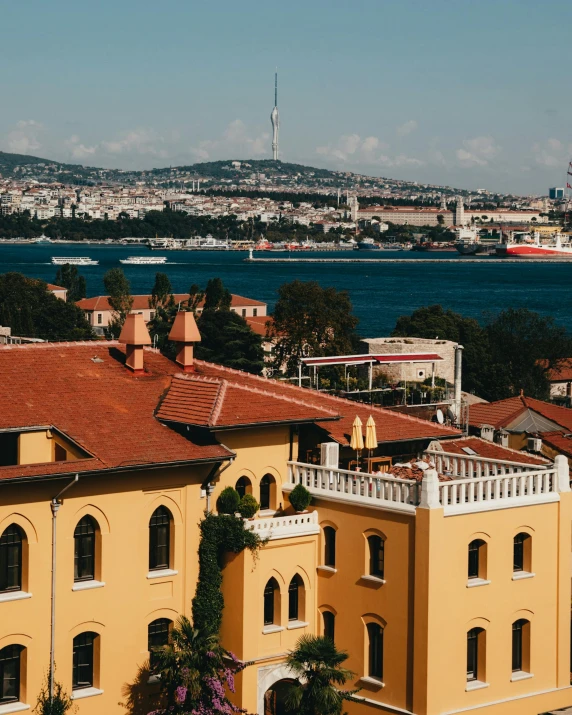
<box><xmin>468</xmin><ymin>539</ymin><xmax>486</xmax><ymax>580</ymax></box>
<box><xmin>288</xmin><ymin>574</ymin><xmax>303</xmax><ymax>621</ymax></box>
<box><xmin>368</xmin><ymin>535</ymin><xmax>384</xmax><ymax>578</ymax></box>
<box><xmin>513</xmin><ymin>533</ymin><xmax>531</xmax><ymax>573</ymax></box>
<box><xmin>148</xmin><ymin>618</ymin><xmax>173</xmax><ymax>671</ymax></box>
<box><xmin>0</xmin><ymin>645</ymin><xmax>24</xmax><ymax>703</ymax></box>
<box><xmin>260</xmin><ymin>475</ymin><xmax>274</xmax><ymax>511</ymax></box>
<box><xmin>367</xmin><ymin>623</ymin><xmax>383</xmax><ymax>680</ymax></box>
<box><xmin>263</xmin><ymin>577</ymin><xmax>279</xmax><ymax>626</ymax></box>
<box><xmin>74</xmin><ymin>516</ymin><xmax>97</xmax><ymax>582</ymax></box>
<box><xmin>73</xmin><ymin>632</ymin><xmax>98</xmax><ymax>691</ymax></box>
<box><xmin>323</xmin><ymin>611</ymin><xmax>335</xmax><ymax>642</ymax></box>
<box><xmin>467</xmin><ymin>628</ymin><xmax>485</xmax><ymax>682</ymax></box>
<box><xmin>235</xmin><ymin>477</ymin><xmax>251</xmax><ymax>499</ymax></box>
<box><xmin>149</xmin><ymin>506</ymin><xmax>172</xmax><ymax>571</ymax></box>
<box><xmin>0</xmin><ymin>525</ymin><xmax>23</xmax><ymax>593</ymax></box>
<box><xmin>324</xmin><ymin>527</ymin><xmax>336</xmax><ymax>568</ymax></box>
<box><xmin>512</xmin><ymin>619</ymin><xmax>530</xmax><ymax>673</ymax></box>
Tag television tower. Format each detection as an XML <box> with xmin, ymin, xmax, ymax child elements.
<box><xmin>270</xmin><ymin>72</ymin><xmax>279</xmax><ymax>161</ymax></box>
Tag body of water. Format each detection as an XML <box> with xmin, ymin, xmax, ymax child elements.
<box><xmin>1</xmin><ymin>243</ymin><xmax>572</xmax><ymax>336</ymax></box>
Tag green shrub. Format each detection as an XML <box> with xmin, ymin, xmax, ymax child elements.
<box><xmin>239</xmin><ymin>494</ymin><xmax>260</xmax><ymax>519</ymax></box>
<box><xmin>216</xmin><ymin>486</ymin><xmax>240</xmax><ymax>515</ymax></box>
<box><xmin>289</xmin><ymin>483</ymin><xmax>312</xmax><ymax>512</ymax></box>
<box><xmin>34</xmin><ymin>670</ymin><xmax>73</xmax><ymax>715</ymax></box>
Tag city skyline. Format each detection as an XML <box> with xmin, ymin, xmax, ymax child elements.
<box><xmin>1</xmin><ymin>0</ymin><xmax>571</xmax><ymax>194</ymax></box>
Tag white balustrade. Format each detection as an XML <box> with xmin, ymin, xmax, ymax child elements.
<box><xmin>424</xmin><ymin>449</ymin><xmax>546</xmax><ymax>479</ymax></box>
<box><xmin>286</xmin><ymin>462</ymin><xmax>419</xmax><ymax>513</ymax></box>
<box><xmin>244</xmin><ymin>511</ymin><xmax>320</xmax><ymax>540</ymax></box>
<box><xmin>438</xmin><ymin>468</ymin><xmax>557</xmax><ymax>514</ymax></box>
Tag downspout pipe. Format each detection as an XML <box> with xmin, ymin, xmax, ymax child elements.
<box><xmin>49</xmin><ymin>474</ymin><xmax>79</xmax><ymax>703</ymax></box>
<box><xmin>204</xmin><ymin>455</ymin><xmax>235</xmax><ymax>512</ymax></box>
<box><xmin>454</xmin><ymin>344</ymin><xmax>464</xmax><ymax>428</ymax></box>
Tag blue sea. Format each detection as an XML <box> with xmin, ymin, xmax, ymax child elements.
<box><xmin>1</xmin><ymin>243</ymin><xmax>572</xmax><ymax>336</ymax></box>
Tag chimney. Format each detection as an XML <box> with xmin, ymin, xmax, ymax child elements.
<box><xmin>118</xmin><ymin>313</ymin><xmax>152</xmax><ymax>374</ymax></box>
<box><xmin>169</xmin><ymin>311</ymin><xmax>201</xmax><ymax>372</ymax></box>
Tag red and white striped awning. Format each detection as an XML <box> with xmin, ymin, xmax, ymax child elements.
<box><xmin>301</xmin><ymin>353</ymin><xmax>444</xmax><ymax>367</ymax></box>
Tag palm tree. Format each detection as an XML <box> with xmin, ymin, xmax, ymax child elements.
<box><xmin>285</xmin><ymin>635</ymin><xmax>358</xmax><ymax>715</ymax></box>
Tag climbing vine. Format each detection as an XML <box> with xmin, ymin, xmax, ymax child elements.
<box><xmin>192</xmin><ymin>512</ymin><xmax>262</xmax><ymax>635</ymax></box>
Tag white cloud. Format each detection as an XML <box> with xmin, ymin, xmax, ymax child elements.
<box><xmin>397</xmin><ymin>120</ymin><xmax>417</xmax><ymax>137</ymax></box>
<box><xmin>192</xmin><ymin>120</ymin><xmax>269</xmax><ymax>160</ymax></box>
<box><xmin>7</xmin><ymin>119</ymin><xmax>44</xmax><ymax>154</ymax></box>
<box><xmin>377</xmin><ymin>153</ymin><xmax>424</xmax><ymax>168</ymax></box>
<box><xmin>532</xmin><ymin>138</ymin><xmax>571</xmax><ymax>168</ymax></box>
<box><xmin>456</xmin><ymin>136</ymin><xmax>500</xmax><ymax>167</ymax></box>
<box><xmin>65</xmin><ymin>135</ymin><xmax>97</xmax><ymax>160</ymax></box>
<box><xmin>101</xmin><ymin>128</ymin><xmax>167</xmax><ymax>157</ymax></box>
<box><xmin>316</xmin><ymin>134</ymin><xmax>388</xmax><ymax>161</ymax></box>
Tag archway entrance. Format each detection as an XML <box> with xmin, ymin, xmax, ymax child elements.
<box><xmin>264</xmin><ymin>679</ymin><xmax>296</xmax><ymax>715</ymax></box>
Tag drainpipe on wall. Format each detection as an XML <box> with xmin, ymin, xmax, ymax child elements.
<box><xmin>454</xmin><ymin>344</ymin><xmax>464</xmax><ymax>427</ymax></box>
<box><xmin>49</xmin><ymin>474</ymin><xmax>79</xmax><ymax>704</ymax></box>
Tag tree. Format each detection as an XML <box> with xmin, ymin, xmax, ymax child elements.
<box><xmin>196</xmin><ymin>309</ymin><xmax>264</xmax><ymax>374</ymax></box>
<box><xmin>0</xmin><ymin>273</ymin><xmax>93</xmax><ymax>341</ymax></box>
<box><xmin>54</xmin><ymin>263</ymin><xmax>86</xmax><ymax>302</ymax></box>
<box><xmin>285</xmin><ymin>635</ymin><xmax>357</xmax><ymax>715</ymax></box>
<box><xmin>149</xmin><ymin>272</ymin><xmax>175</xmax><ymax>310</ymax></box>
<box><xmin>152</xmin><ymin>615</ymin><xmax>247</xmax><ymax>715</ymax></box>
<box><xmin>203</xmin><ymin>277</ymin><xmax>231</xmax><ymax>312</ymax></box>
<box><xmin>269</xmin><ymin>280</ymin><xmax>359</xmax><ymax>376</ymax></box>
<box><xmin>103</xmin><ymin>267</ymin><xmax>133</xmax><ymax>337</ymax></box>
<box><xmin>437</xmin><ymin>214</ymin><xmax>444</xmax><ymax>225</ymax></box>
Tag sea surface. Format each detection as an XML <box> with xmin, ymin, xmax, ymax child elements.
<box><xmin>1</xmin><ymin>243</ymin><xmax>572</xmax><ymax>337</ymax></box>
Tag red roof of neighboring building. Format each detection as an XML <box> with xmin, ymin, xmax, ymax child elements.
<box><xmin>245</xmin><ymin>315</ymin><xmax>274</xmax><ymax>337</ymax></box>
<box><xmin>468</xmin><ymin>395</ymin><xmax>572</xmax><ymax>432</ymax></box>
<box><xmin>547</xmin><ymin>359</ymin><xmax>572</xmax><ymax>382</ymax></box>
<box><xmin>541</xmin><ymin>431</ymin><xmax>572</xmax><ymax>458</ymax></box>
<box><xmin>433</xmin><ymin>436</ymin><xmax>549</xmax><ymax>466</ymax></box>
<box><xmin>76</xmin><ymin>293</ymin><xmax>266</xmax><ymax>312</ymax></box>
<box><xmin>47</xmin><ymin>283</ymin><xmax>67</xmax><ymax>292</ymax></box>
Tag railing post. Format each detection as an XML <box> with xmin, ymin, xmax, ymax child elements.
<box><xmin>554</xmin><ymin>455</ymin><xmax>571</xmax><ymax>493</ymax></box>
<box><xmin>420</xmin><ymin>469</ymin><xmax>440</xmax><ymax>509</ymax></box>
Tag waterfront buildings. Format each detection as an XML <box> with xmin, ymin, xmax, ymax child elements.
<box><xmin>0</xmin><ymin>314</ymin><xmax>571</xmax><ymax>714</ymax></box>
<box><xmin>358</xmin><ymin>206</ymin><xmax>454</xmax><ymax>227</ymax></box>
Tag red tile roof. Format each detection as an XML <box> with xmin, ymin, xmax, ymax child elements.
<box><xmin>77</xmin><ymin>293</ymin><xmax>266</xmax><ymax>312</ymax></box>
<box><xmin>469</xmin><ymin>395</ymin><xmax>572</xmax><ymax>432</ymax></box>
<box><xmin>547</xmin><ymin>359</ymin><xmax>572</xmax><ymax>382</ymax></box>
<box><xmin>245</xmin><ymin>315</ymin><xmax>274</xmax><ymax>337</ymax></box>
<box><xmin>434</xmin><ymin>436</ymin><xmax>549</xmax><ymax>466</ymax></box>
<box><xmin>190</xmin><ymin>360</ymin><xmax>461</xmax><ymax>444</ymax></box>
<box><xmin>156</xmin><ymin>375</ymin><xmax>338</xmax><ymax>428</ymax></box>
<box><xmin>46</xmin><ymin>283</ymin><xmax>67</xmax><ymax>291</ymax></box>
<box><xmin>540</xmin><ymin>431</ymin><xmax>572</xmax><ymax>458</ymax></box>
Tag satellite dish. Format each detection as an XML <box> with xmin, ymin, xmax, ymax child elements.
<box><xmin>436</xmin><ymin>409</ymin><xmax>444</xmax><ymax>424</ymax></box>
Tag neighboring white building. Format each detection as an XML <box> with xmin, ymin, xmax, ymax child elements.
<box><xmin>359</xmin><ymin>337</ymin><xmax>458</xmax><ymax>384</ymax></box>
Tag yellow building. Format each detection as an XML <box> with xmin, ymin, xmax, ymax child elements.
<box><xmin>0</xmin><ymin>313</ymin><xmax>570</xmax><ymax>715</ymax></box>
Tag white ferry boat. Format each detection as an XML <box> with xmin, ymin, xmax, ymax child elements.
<box><xmin>119</xmin><ymin>256</ymin><xmax>168</xmax><ymax>265</ymax></box>
<box><xmin>51</xmin><ymin>257</ymin><xmax>99</xmax><ymax>266</ymax></box>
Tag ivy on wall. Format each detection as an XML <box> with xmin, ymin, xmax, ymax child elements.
<box><xmin>192</xmin><ymin>512</ymin><xmax>262</xmax><ymax>635</ymax></box>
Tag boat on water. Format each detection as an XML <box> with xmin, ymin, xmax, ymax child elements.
<box><xmin>119</xmin><ymin>256</ymin><xmax>168</xmax><ymax>265</ymax></box>
<box><xmin>411</xmin><ymin>241</ymin><xmax>457</xmax><ymax>252</ymax></box>
<box><xmin>454</xmin><ymin>226</ymin><xmax>495</xmax><ymax>256</ymax></box>
<box><xmin>496</xmin><ymin>231</ymin><xmax>572</xmax><ymax>258</ymax></box>
<box><xmin>34</xmin><ymin>234</ymin><xmax>52</xmax><ymax>244</ymax></box>
<box><xmin>355</xmin><ymin>238</ymin><xmax>381</xmax><ymax>250</ymax></box>
<box><xmin>51</xmin><ymin>257</ymin><xmax>99</xmax><ymax>266</ymax></box>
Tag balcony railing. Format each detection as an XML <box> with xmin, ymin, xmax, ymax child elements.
<box><xmin>423</xmin><ymin>449</ymin><xmax>547</xmax><ymax>478</ymax></box>
<box><xmin>286</xmin><ymin>462</ymin><xmax>419</xmax><ymax>514</ymax></box>
<box><xmin>244</xmin><ymin>511</ymin><xmax>320</xmax><ymax>540</ymax></box>
<box><xmin>286</xmin><ymin>458</ymin><xmax>566</xmax><ymax>516</ymax></box>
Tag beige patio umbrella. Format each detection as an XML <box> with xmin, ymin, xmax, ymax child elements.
<box><xmin>365</xmin><ymin>415</ymin><xmax>378</xmax><ymax>469</ymax></box>
<box><xmin>351</xmin><ymin>415</ymin><xmax>364</xmax><ymax>469</ymax></box>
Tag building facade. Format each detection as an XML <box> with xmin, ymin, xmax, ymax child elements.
<box><xmin>0</xmin><ymin>319</ymin><xmax>571</xmax><ymax>715</ymax></box>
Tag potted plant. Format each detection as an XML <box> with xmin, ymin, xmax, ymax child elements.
<box><xmin>216</xmin><ymin>486</ymin><xmax>241</xmax><ymax>515</ymax></box>
<box><xmin>289</xmin><ymin>483</ymin><xmax>312</xmax><ymax>513</ymax></box>
<box><xmin>239</xmin><ymin>494</ymin><xmax>260</xmax><ymax>519</ymax></box>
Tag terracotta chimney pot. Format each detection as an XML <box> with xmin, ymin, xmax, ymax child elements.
<box><xmin>169</xmin><ymin>311</ymin><xmax>201</xmax><ymax>372</ymax></box>
<box><xmin>118</xmin><ymin>313</ymin><xmax>152</xmax><ymax>374</ymax></box>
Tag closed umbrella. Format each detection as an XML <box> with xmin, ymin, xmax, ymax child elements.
<box><xmin>351</xmin><ymin>415</ymin><xmax>364</xmax><ymax>470</ymax></box>
<box><xmin>365</xmin><ymin>415</ymin><xmax>378</xmax><ymax>471</ymax></box>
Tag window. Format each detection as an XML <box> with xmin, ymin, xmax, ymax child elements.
<box><xmin>288</xmin><ymin>575</ymin><xmax>302</xmax><ymax>621</ymax></box>
<box><xmin>235</xmin><ymin>476</ymin><xmax>251</xmax><ymax>500</ymax></box>
<box><xmin>0</xmin><ymin>433</ymin><xmax>18</xmax><ymax>467</ymax></box>
<box><xmin>512</xmin><ymin>620</ymin><xmax>530</xmax><ymax>672</ymax></box>
<box><xmin>468</xmin><ymin>539</ymin><xmax>485</xmax><ymax>579</ymax></box>
<box><xmin>0</xmin><ymin>525</ymin><xmax>23</xmax><ymax>592</ymax></box>
<box><xmin>260</xmin><ymin>475</ymin><xmax>274</xmax><ymax>511</ymax></box>
<box><xmin>323</xmin><ymin>611</ymin><xmax>335</xmax><ymax>642</ymax></box>
<box><xmin>513</xmin><ymin>533</ymin><xmax>531</xmax><ymax>573</ymax></box>
<box><xmin>263</xmin><ymin>578</ymin><xmax>279</xmax><ymax>626</ymax></box>
<box><xmin>242</xmin><ymin>309</ymin><xmax>246</xmax><ymax>317</ymax></box>
<box><xmin>73</xmin><ymin>632</ymin><xmax>97</xmax><ymax>690</ymax></box>
<box><xmin>148</xmin><ymin>618</ymin><xmax>172</xmax><ymax>671</ymax></box>
<box><xmin>149</xmin><ymin>506</ymin><xmax>172</xmax><ymax>571</ymax></box>
<box><xmin>74</xmin><ymin>516</ymin><xmax>97</xmax><ymax>582</ymax></box>
<box><xmin>324</xmin><ymin>527</ymin><xmax>336</xmax><ymax>568</ymax></box>
<box><xmin>0</xmin><ymin>645</ymin><xmax>23</xmax><ymax>703</ymax></box>
<box><xmin>97</xmin><ymin>313</ymin><xmax>102</xmax><ymax>325</ymax></box>
<box><xmin>253</xmin><ymin>308</ymin><xmax>258</xmax><ymax>317</ymax></box>
<box><xmin>467</xmin><ymin>628</ymin><xmax>483</xmax><ymax>681</ymax></box>
<box><xmin>368</xmin><ymin>535</ymin><xmax>384</xmax><ymax>578</ymax></box>
<box><xmin>150</xmin><ymin>311</ymin><xmax>155</xmax><ymax>320</ymax></box>
<box><xmin>367</xmin><ymin>623</ymin><xmax>383</xmax><ymax>680</ymax></box>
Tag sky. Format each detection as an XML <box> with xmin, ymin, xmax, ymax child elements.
<box><xmin>1</xmin><ymin>0</ymin><xmax>571</xmax><ymax>194</ymax></box>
